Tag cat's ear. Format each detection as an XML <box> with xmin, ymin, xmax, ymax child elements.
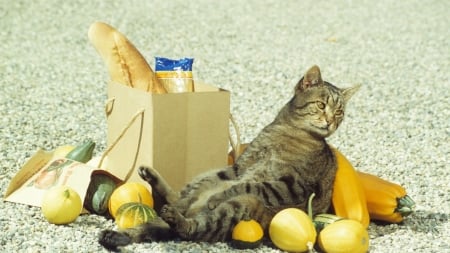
<box><xmin>342</xmin><ymin>84</ymin><xmax>361</xmax><ymax>102</ymax></box>
<box><xmin>296</xmin><ymin>65</ymin><xmax>324</xmax><ymax>91</ymax></box>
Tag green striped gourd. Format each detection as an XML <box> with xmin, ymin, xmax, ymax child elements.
<box><xmin>115</xmin><ymin>202</ymin><xmax>157</xmax><ymax>229</ymax></box>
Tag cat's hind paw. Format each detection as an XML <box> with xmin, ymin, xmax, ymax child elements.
<box><xmin>138</xmin><ymin>166</ymin><xmax>158</xmax><ymax>185</ymax></box>
<box><xmin>98</xmin><ymin>229</ymin><xmax>132</xmax><ymax>251</ymax></box>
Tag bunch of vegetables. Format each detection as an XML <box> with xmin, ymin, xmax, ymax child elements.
<box><xmin>229</xmin><ymin>144</ymin><xmax>415</xmax><ymax>252</ymax></box>
<box><xmin>41</xmin><ymin>141</ymin><xmax>158</xmax><ymax>229</ymax></box>
<box><xmin>41</xmin><ymin>140</ymin><xmax>96</xmax><ymax>224</ymax></box>
<box><xmin>228</xmin><ymin>144</ymin><xmax>415</xmax><ymax>225</ymax></box>
<box><xmin>43</xmin><ymin>140</ymin><xmax>415</xmax><ymax>252</ymax></box>
<box><xmin>234</xmin><ymin>193</ymin><xmax>370</xmax><ymax>252</ymax></box>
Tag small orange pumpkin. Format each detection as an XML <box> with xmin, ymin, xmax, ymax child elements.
<box><xmin>231</xmin><ymin>219</ymin><xmax>264</xmax><ymax>249</ymax></box>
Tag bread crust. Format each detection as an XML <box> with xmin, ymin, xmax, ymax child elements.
<box><xmin>88</xmin><ymin>22</ymin><xmax>166</xmax><ymax>93</ymax></box>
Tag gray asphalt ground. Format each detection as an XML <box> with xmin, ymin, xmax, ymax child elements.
<box><xmin>1</xmin><ymin>0</ymin><xmax>448</xmax><ymax>252</ymax></box>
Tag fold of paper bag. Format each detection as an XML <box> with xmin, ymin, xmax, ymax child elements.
<box><xmin>4</xmin><ymin>150</ymin><xmax>114</xmax><ymax>208</ymax></box>
<box><xmin>4</xmin><ymin>149</ymin><xmax>52</xmax><ymax>200</ymax></box>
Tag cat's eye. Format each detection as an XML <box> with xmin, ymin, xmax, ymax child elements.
<box><xmin>316</xmin><ymin>101</ymin><xmax>326</xmax><ymax>110</ymax></box>
<box><xmin>335</xmin><ymin>109</ymin><xmax>344</xmax><ymax>116</ymax></box>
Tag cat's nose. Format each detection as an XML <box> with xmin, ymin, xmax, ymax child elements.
<box><xmin>326</xmin><ymin>117</ymin><xmax>334</xmax><ymax>126</ymax></box>
<box><xmin>326</xmin><ymin>117</ymin><xmax>337</xmax><ymax>131</ymax></box>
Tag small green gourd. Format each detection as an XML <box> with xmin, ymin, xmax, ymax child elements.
<box><xmin>115</xmin><ymin>202</ymin><xmax>158</xmax><ymax>229</ymax></box>
<box><xmin>84</xmin><ymin>174</ymin><xmax>117</xmax><ymax>215</ymax></box>
<box><xmin>65</xmin><ymin>140</ymin><xmax>96</xmax><ymax>163</ymax></box>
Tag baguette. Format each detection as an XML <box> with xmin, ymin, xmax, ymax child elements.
<box><xmin>88</xmin><ymin>22</ymin><xmax>166</xmax><ymax>93</ymax></box>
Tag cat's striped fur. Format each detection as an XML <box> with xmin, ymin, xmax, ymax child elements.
<box><xmin>99</xmin><ymin>65</ymin><xmax>360</xmax><ymax>250</ymax></box>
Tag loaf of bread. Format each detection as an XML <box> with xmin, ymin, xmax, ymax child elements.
<box><xmin>88</xmin><ymin>22</ymin><xmax>166</xmax><ymax>93</ymax></box>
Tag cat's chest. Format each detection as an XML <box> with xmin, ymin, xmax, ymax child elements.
<box><xmin>239</xmin><ymin>151</ymin><xmax>324</xmax><ymax>183</ymax></box>
<box><xmin>241</xmin><ymin>160</ymin><xmax>290</xmax><ymax>181</ymax></box>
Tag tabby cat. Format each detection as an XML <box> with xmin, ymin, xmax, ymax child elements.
<box><xmin>99</xmin><ymin>65</ymin><xmax>360</xmax><ymax>250</ymax></box>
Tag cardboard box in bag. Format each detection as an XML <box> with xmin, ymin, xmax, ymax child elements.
<box><xmin>105</xmin><ymin>81</ymin><xmax>230</xmax><ymax>192</ymax></box>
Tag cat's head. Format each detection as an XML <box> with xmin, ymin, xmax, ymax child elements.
<box><xmin>289</xmin><ymin>65</ymin><xmax>360</xmax><ymax>138</ymax></box>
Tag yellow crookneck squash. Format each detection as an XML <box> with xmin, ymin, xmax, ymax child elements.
<box><xmin>331</xmin><ymin>147</ymin><xmax>370</xmax><ymax>228</ymax></box>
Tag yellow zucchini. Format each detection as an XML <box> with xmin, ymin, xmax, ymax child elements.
<box><xmin>357</xmin><ymin>171</ymin><xmax>415</xmax><ymax>223</ymax></box>
<box><xmin>331</xmin><ymin>147</ymin><xmax>370</xmax><ymax>228</ymax></box>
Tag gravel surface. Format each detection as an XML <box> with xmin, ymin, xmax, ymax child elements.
<box><xmin>1</xmin><ymin>0</ymin><xmax>449</xmax><ymax>252</ymax></box>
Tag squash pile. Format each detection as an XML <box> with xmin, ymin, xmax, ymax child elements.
<box><xmin>228</xmin><ymin>144</ymin><xmax>416</xmax><ymax>225</ymax></box>
<box><xmin>229</xmin><ymin>144</ymin><xmax>416</xmax><ymax>252</ymax></box>
<box><xmin>42</xmin><ymin>143</ymin><xmax>158</xmax><ymax>230</ymax></box>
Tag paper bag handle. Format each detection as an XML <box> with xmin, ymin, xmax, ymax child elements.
<box><xmin>228</xmin><ymin>113</ymin><xmax>245</xmax><ymax>161</ymax></box>
<box><xmin>105</xmin><ymin>97</ymin><xmax>115</xmax><ymax>116</ymax></box>
<box><xmin>99</xmin><ymin>97</ymin><xmax>145</xmax><ymax>182</ymax></box>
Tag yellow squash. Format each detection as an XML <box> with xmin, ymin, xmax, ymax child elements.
<box><xmin>269</xmin><ymin>208</ymin><xmax>316</xmax><ymax>252</ymax></box>
<box><xmin>318</xmin><ymin>219</ymin><xmax>369</xmax><ymax>253</ymax></box>
<box><xmin>331</xmin><ymin>147</ymin><xmax>370</xmax><ymax>228</ymax></box>
<box><xmin>357</xmin><ymin>171</ymin><xmax>415</xmax><ymax>223</ymax></box>
<box><xmin>41</xmin><ymin>185</ymin><xmax>82</xmax><ymax>225</ymax></box>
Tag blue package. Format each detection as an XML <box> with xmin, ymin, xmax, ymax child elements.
<box><xmin>155</xmin><ymin>57</ymin><xmax>195</xmax><ymax>92</ymax></box>
<box><xmin>155</xmin><ymin>57</ymin><xmax>194</xmax><ymax>71</ymax></box>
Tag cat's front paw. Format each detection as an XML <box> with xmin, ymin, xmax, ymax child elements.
<box><xmin>160</xmin><ymin>205</ymin><xmax>192</xmax><ymax>239</ymax></box>
<box><xmin>160</xmin><ymin>205</ymin><xmax>182</xmax><ymax>226</ymax></box>
<box><xmin>207</xmin><ymin>195</ymin><xmax>222</xmax><ymax>210</ymax></box>
<box><xmin>98</xmin><ymin>229</ymin><xmax>132</xmax><ymax>251</ymax></box>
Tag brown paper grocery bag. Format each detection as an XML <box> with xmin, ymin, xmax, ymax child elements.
<box><xmin>105</xmin><ymin>81</ymin><xmax>230</xmax><ymax>191</ymax></box>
